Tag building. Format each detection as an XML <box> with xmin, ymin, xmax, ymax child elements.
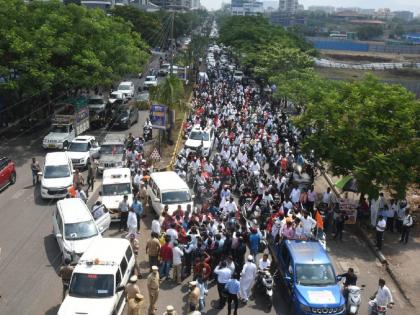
<box><xmin>263</xmin><ymin>1</ymin><xmax>278</xmax><ymax>12</ymax></box>
<box><xmin>278</xmin><ymin>0</ymin><xmax>298</xmax><ymax>15</ymax></box>
<box><xmin>231</xmin><ymin>0</ymin><xmax>264</xmax><ymax>16</ymax></box>
<box><xmin>307</xmin><ymin>5</ymin><xmax>335</xmax><ymax>14</ymax></box>
<box><xmin>393</xmin><ymin>11</ymin><xmax>414</xmax><ymax>22</ymax></box>
<box><xmin>269</xmin><ymin>11</ymin><xmax>305</xmax><ymax>27</ymax></box>
<box><xmin>374</xmin><ymin>8</ymin><xmax>393</xmax><ymax>20</ymax></box>
<box><xmin>151</xmin><ymin>0</ymin><xmax>192</xmax><ymax>11</ymax></box>
<box><xmin>190</xmin><ymin>0</ymin><xmax>200</xmax><ymax>10</ymax></box>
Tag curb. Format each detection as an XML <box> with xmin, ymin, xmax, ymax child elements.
<box><xmin>321</xmin><ymin>170</ymin><xmax>414</xmax><ymax>306</ymax></box>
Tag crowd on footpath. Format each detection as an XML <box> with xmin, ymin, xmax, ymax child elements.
<box><xmin>54</xmin><ymin>46</ymin><xmax>413</xmax><ymax>315</ymax></box>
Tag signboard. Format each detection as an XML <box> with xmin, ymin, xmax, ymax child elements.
<box><xmin>150</xmin><ymin>104</ymin><xmax>167</xmax><ymax>130</ymax></box>
<box><xmin>338</xmin><ymin>198</ymin><xmax>358</xmax><ymax>224</ymax></box>
<box><xmin>150</xmin><ymin>148</ymin><xmax>161</xmax><ymax>161</ymax></box>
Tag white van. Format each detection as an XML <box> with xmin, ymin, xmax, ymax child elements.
<box><xmin>39</xmin><ymin>152</ymin><xmax>74</xmax><ymax>199</ymax></box>
<box><xmin>99</xmin><ymin>168</ymin><xmax>133</xmax><ymax>222</ymax></box>
<box><xmin>147</xmin><ymin>171</ymin><xmax>193</xmax><ymax>216</ymax></box>
<box><xmin>53</xmin><ymin>198</ymin><xmax>110</xmax><ymax>262</ymax></box>
<box><xmin>58</xmin><ymin>238</ymin><xmax>135</xmax><ymax>315</ymax></box>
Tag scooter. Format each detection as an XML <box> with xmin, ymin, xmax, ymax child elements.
<box><xmin>346</xmin><ymin>285</ymin><xmax>363</xmax><ymax>314</ymax></box>
<box><xmin>255</xmin><ymin>269</ymin><xmax>274</xmax><ymax>311</ymax></box>
<box><xmin>143</xmin><ymin>126</ymin><xmax>152</xmax><ymax>141</ymax></box>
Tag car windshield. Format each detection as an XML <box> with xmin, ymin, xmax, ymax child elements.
<box><xmin>110</xmin><ymin>93</ymin><xmax>122</xmax><ymax>99</ymax></box>
<box><xmin>137</xmin><ymin>93</ymin><xmax>149</xmax><ymax>101</ymax></box>
<box><xmin>69</xmin><ymin>273</ymin><xmax>114</xmax><ymax>298</ymax></box>
<box><xmin>118</xmin><ymin>85</ymin><xmax>131</xmax><ymax>91</ymax></box>
<box><xmin>235</xmin><ymin>71</ymin><xmax>243</xmax><ymax>76</ymax></box>
<box><xmin>100</xmin><ymin>145</ymin><xmax>125</xmax><ymax>155</ymax></box>
<box><xmin>64</xmin><ymin>220</ymin><xmax>98</xmax><ymax>240</ymax></box>
<box><xmin>44</xmin><ymin>165</ymin><xmax>70</xmax><ymax>179</ymax></box>
<box><xmin>102</xmin><ymin>183</ymin><xmax>131</xmax><ymax>196</ymax></box>
<box><xmin>116</xmin><ymin>109</ymin><xmax>129</xmax><ymax>117</ymax></box>
<box><xmin>50</xmin><ymin>125</ymin><xmax>68</xmax><ymax>133</ymax></box>
<box><xmin>189</xmin><ymin>131</ymin><xmax>209</xmax><ymax>141</ymax></box>
<box><xmin>145</xmin><ymin>77</ymin><xmax>155</xmax><ymax>81</ymax></box>
<box><xmin>68</xmin><ymin>142</ymin><xmax>89</xmax><ymax>152</ymax></box>
<box><xmin>88</xmin><ymin>98</ymin><xmax>104</xmax><ymax>105</ymax></box>
<box><xmin>162</xmin><ymin>190</ymin><xmax>191</xmax><ymax>204</ymax></box>
<box><xmin>295</xmin><ymin>264</ymin><xmax>336</xmax><ymax>286</ymax></box>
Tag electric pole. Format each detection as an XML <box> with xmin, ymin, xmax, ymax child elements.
<box><xmin>170</xmin><ymin>11</ymin><xmax>174</xmax><ymax>76</ymax></box>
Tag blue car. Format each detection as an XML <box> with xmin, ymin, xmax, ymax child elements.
<box><xmin>276</xmin><ymin>240</ymin><xmax>345</xmax><ymax>315</ymax></box>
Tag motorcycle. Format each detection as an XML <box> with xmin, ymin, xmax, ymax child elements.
<box><xmin>254</xmin><ymin>269</ymin><xmax>275</xmax><ymax>311</ymax></box>
<box><xmin>370</xmin><ymin>302</ymin><xmax>391</xmax><ymax>315</ymax></box>
<box><xmin>143</xmin><ymin>126</ymin><xmax>152</xmax><ymax>141</ymax></box>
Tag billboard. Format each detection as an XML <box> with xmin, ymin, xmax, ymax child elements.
<box><xmin>150</xmin><ymin>104</ymin><xmax>167</xmax><ymax>130</ymax></box>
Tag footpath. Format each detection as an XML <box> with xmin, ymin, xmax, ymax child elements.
<box><xmin>316</xmin><ymin>172</ymin><xmax>417</xmax><ymax>312</ymax></box>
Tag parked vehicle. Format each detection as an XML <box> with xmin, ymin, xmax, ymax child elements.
<box><xmin>0</xmin><ymin>157</ymin><xmax>16</xmax><ymax>190</ymax></box>
<box><xmin>116</xmin><ymin>81</ymin><xmax>135</xmax><ymax>98</ymax></box>
<box><xmin>64</xmin><ymin>136</ymin><xmax>100</xmax><ymax>169</ymax></box>
<box><xmin>52</xmin><ymin>198</ymin><xmax>110</xmax><ymax>263</ymax></box>
<box><xmin>42</xmin><ymin>98</ymin><xmax>90</xmax><ymax>150</ymax></box>
<box><xmin>58</xmin><ymin>238</ymin><xmax>135</xmax><ymax>315</ymax></box>
<box><xmin>39</xmin><ymin>152</ymin><xmax>74</xmax><ymax>199</ymax></box>
<box><xmin>97</xmin><ymin>134</ymin><xmax>126</xmax><ymax>175</ymax></box>
<box><xmin>147</xmin><ymin>171</ymin><xmax>193</xmax><ymax>216</ymax></box>
<box><xmin>276</xmin><ymin>240</ymin><xmax>345</xmax><ymax>315</ymax></box>
<box><xmin>99</xmin><ymin>168</ymin><xmax>133</xmax><ymax>222</ymax></box>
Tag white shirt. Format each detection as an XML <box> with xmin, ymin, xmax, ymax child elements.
<box><xmin>151</xmin><ymin>219</ymin><xmax>161</xmax><ymax>234</ymax></box>
<box><xmin>127</xmin><ymin>212</ymin><xmax>137</xmax><ymax>228</ymax></box>
<box><xmin>290</xmin><ymin>188</ymin><xmax>301</xmax><ymax>204</ymax></box>
<box><xmin>301</xmin><ymin>216</ymin><xmax>317</xmax><ymax>236</ymax></box>
<box><xmin>375</xmin><ymin>285</ymin><xmax>393</xmax><ymax>306</ymax></box>
<box><xmin>376</xmin><ymin>219</ymin><xmax>386</xmax><ymax>232</ymax></box>
<box><xmin>258</xmin><ymin>258</ymin><xmax>271</xmax><ymax>270</ymax></box>
<box><xmin>214</xmin><ymin>266</ymin><xmax>232</xmax><ymax>284</ymax></box>
<box><xmin>133</xmin><ymin>174</ymin><xmax>143</xmax><ymax>186</ymax></box>
<box><xmin>403</xmin><ymin>214</ymin><xmax>413</xmax><ymax>227</ymax></box>
<box><xmin>166</xmin><ymin>228</ymin><xmax>178</xmax><ymax>244</ymax></box>
<box><xmin>322</xmin><ymin>192</ymin><xmax>331</xmax><ymax>204</ymax></box>
<box><xmin>172</xmin><ymin>246</ymin><xmax>184</xmax><ymax>265</ymax></box>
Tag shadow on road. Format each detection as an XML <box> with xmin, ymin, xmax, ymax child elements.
<box><xmin>44</xmin><ymin>304</ymin><xmax>60</xmax><ymax>315</ymax></box>
<box><xmin>43</xmin><ymin>234</ymin><xmax>62</xmax><ymax>274</ymax></box>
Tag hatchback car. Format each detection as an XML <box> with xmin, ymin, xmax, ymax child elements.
<box><xmin>0</xmin><ymin>157</ymin><xmax>16</xmax><ymax>190</ymax></box>
<box><xmin>53</xmin><ymin>198</ymin><xmax>111</xmax><ymax>262</ymax></box>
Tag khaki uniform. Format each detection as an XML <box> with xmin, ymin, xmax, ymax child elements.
<box><xmin>147</xmin><ymin>272</ymin><xmax>160</xmax><ymax>314</ymax></box>
<box><xmin>146</xmin><ymin>238</ymin><xmax>161</xmax><ymax>270</ymax></box>
<box><xmin>127</xmin><ymin>297</ymin><xmax>144</xmax><ymax>315</ymax></box>
<box><xmin>188</xmin><ymin>287</ymin><xmax>200</xmax><ymax>311</ymax></box>
<box><xmin>162</xmin><ymin>311</ymin><xmax>178</xmax><ymax>315</ymax></box>
<box><xmin>125</xmin><ymin>283</ymin><xmax>141</xmax><ymax>300</ymax></box>
<box><xmin>59</xmin><ymin>265</ymin><xmax>74</xmax><ymax>300</ymax></box>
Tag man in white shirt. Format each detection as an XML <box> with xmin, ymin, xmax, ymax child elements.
<box><xmin>127</xmin><ymin>208</ymin><xmax>138</xmax><ymax>237</ymax></box>
<box><xmin>322</xmin><ymin>187</ymin><xmax>332</xmax><ymax>205</ymax></box>
<box><xmin>151</xmin><ymin>217</ymin><xmax>161</xmax><ymax>235</ymax></box>
<box><xmin>172</xmin><ymin>241</ymin><xmax>184</xmax><ymax>285</ymax></box>
<box><xmin>214</xmin><ymin>261</ymin><xmax>233</xmax><ymax>308</ymax></box>
<box><xmin>133</xmin><ymin>170</ymin><xmax>143</xmax><ymax>193</ymax></box>
<box><xmin>258</xmin><ymin>253</ymin><xmax>271</xmax><ymax>270</ymax></box>
<box><xmin>290</xmin><ymin>187</ymin><xmax>301</xmax><ymax>204</ymax></box>
<box><xmin>400</xmin><ymin>208</ymin><xmax>413</xmax><ymax>244</ymax></box>
<box><xmin>301</xmin><ymin>210</ymin><xmax>317</xmax><ymax>237</ymax></box>
<box><xmin>166</xmin><ymin>223</ymin><xmax>178</xmax><ymax>246</ymax></box>
<box><xmin>376</xmin><ymin>215</ymin><xmax>387</xmax><ymax>250</ymax></box>
<box><xmin>368</xmin><ymin>279</ymin><xmax>394</xmax><ymax>315</ymax></box>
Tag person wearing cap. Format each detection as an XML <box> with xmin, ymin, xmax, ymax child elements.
<box><xmin>129</xmin><ymin>234</ymin><xmax>141</xmax><ymax>276</ymax></box>
<box><xmin>147</xmin><ymin>266</ymin><xmax>160</xmax><ymax>315</ymax></box>
<box><xmin>239</xmin><ymin>255</ymin><xmax>257</xmax><ymax>303</ymax></box>
<box><xmin>281</xmin><ymin>217</ymin><xmax>295</xmax><ymax>240</ymax></box>
<box><xmin>125</xmin><ymin>275</ymin><xmax>141</xmax><ymax>301</ymax></box>
<box><xmin>59</xmin><ymin>258</ymin><xmax>74</xmax><ymax>300</ymax></box>
<box><xmin>127</xmin><ymin>292</ymin><xmax>144</xmax><ymax>315</ymax></box>
<box><xmin>172</xmin><ymin>241</ymin><xmax>184</xmax><ymax>285</ymax></box>
<box><xmin>188</xmin><ymin>281</ymin><xmax>200</xmax><ymax>311</ymax></box>
<box><xmin>162</xmin><ymin>305</ymin><xmax>178</xmax><ymax>315</ymax></box>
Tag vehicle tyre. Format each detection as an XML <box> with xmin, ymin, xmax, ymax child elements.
<box><xmin>9</xmin><ymin>172</ymin><xmax>16</xmax><ymax>185</ymax></box>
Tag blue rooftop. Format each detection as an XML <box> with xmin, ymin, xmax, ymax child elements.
<box><xmin>285</xmin><ymin>240</ymin><xmax>331</xmax><ymax>264</ymax></box>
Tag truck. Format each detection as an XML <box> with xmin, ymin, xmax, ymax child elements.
<box><xmin>42</xmin><ymin>97</ymin><xmax>90</xmax><ymax>150</ymax></box>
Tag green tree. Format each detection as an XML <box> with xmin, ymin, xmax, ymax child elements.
<box><xmin>150</xmin><ymin>75</ymin><xmax>185</xmax><ymax>111</ymax></box>
<box><xmin>356</xmin><ymin>25</ymin><xmax>384</xmax><ymax>40</ymax></box>
<box><xmin>294</xmin><ymin>75</ymin><xmax>420</xmax><ymax>198</ymax></box>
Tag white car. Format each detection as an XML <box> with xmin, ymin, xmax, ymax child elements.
<box><xmin>233</xmin><ymin>70</ymin><xmax>244</xmax><ymax>82</ymax></box>
<box><xmin>184</xmin><ymin>125</ymin><xmax>215</xmax><ymax>157</ymax></box>
<box><xmin>143</xmin><ymin>75</ymin><xmax>158</xmax><ymax>89</ymax></box>
<box><xmin>108</xmin><ymin>91</ymin><xmax>126</xmax><ymax>104</ymax></box>
<box><xmin>39</xmin><ymin>152</ymin><xmax>74</xmax><ymax>199</ymax></box>
<box><xmin>65</xmin><ymin>136</ymin><xmax>100</xmax><ymax>169</ymax></box>
<box><xmin>53</xmin><ymin>198</ymin><xmax>110</xmax><ymax>262</ymax></box>
<box><xmin>117</xmin><ymin>81</ymin><xmax>134</xmax><ymax>98</ymax></box>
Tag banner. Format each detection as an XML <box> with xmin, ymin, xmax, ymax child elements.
<box><xmin>338</xmin><ymin>198</ymin><xmax>358</xmax><ymax>224</ymax></box>
<box><xmin>150</xmin><ymin>104</ymin><xmax>167</xmax><ymax>130</ymax></box>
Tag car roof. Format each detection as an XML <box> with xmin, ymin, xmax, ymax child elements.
<box><xmin>72</xmin><ymin>136</ymin><xmax>94</xmax><ymax>143</ymax></box>
<box><xmin>103</xmin><ymin>168</ymin><xmax>131</xmax><ymax>184</ymax></box>
<box><xmin>45</xmin><ymin>152</ymin><xmax>69</xmax><ymax>165</ymax></box>
<box><xmin>285</xmin><ymin>240</ymin><xmax>331</xmax><ymax>265</ymax></box>
<box><xmin>146</xmin><ymin>75</ymin><xmax>156</xmax><ymax>79</ymax></box>
<box><xmin>88</xmin><ymin>95</ymin><xmax>104</xmax><ymax>100</ymax></box>
<box><xmin>191</xmin><ymin>125</ymin><xmax>211</xmax><ymax>133</ymax></box>
<box><xmin>75</xmin><ymin>238</ymin><xmax>130</xmax><ymax>274</ymax></box>
<box><xmin>57</xmin><ymin>198</ymin><xmax>92</xmax><ymax>224</ymax></box>
<box><xmin>102</xmin><ymin>133</ymin><xmax>126</xmax><ymax>144</ymax></box>
<box><xmin>119</xmin><ymin>81</ymin><xmax>133</xmax><ymax>85</ymax></box>
<box><xmin>150</xmin><ymin>171</ymin><xmax>189</xmax><ymax>191</ymax></box>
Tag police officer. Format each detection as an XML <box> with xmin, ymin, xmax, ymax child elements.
<box><xmin>125</xmin><ymin>275</ymin><xmax>141</xmax><ymax>301</ymax></box>
<box><xmin>58</xmin><ymin>258</ymin><xmax>74</xmax><ymax>300</ymax></box>
<box><xmin>128</xmin><ymin>293</ymin><xmax>144</xmax><ymax>315</ymax></box>
<box><xmin>162</xmin><ymin>305</ymin><xmax>178</xmax><ymax>315</ymax></box>
<box><xmin>147</xmin><ymin>266</ymin><xmax>160</xmax><ymax>315</ymax></box>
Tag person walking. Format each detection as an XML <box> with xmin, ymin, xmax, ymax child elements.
<box><xmin>333</xmin><ymin>212</ymin><xmax>347</xmax><ymax>241</ymax></box>
<box><xmin>58</xmin><ymin>258</ymin><xmax>74</xmax><ymax>300</ymax></box>
<box><xmin>225</xmin><ymin>274</ymin><xmax>240</xmax><ymax>315</ymax></box>
<box><xmin>147</xmin><ymin>266</ymin><xmax>160</xmax><ymax>315</ymax></box>
<box><xmin>86</xmin><ymin>160</ymin><xmax>95</xmax><ymax>194</ymax></box>
<box><xmin>239</xmin><ymin>255</ymin><xmax>257</xmax><ymax>303</ymax></box>
<box><xmin>127</xmin><ymin>208</ymin><xmax>138</xmax><ymax>237</ymax></box>
<box><xmin>172</xmin><ymin>241</ymin><xmax>184</xmax><ymax>285</ymax></box>
<box><xmin>188</xmin><ymin>281</ymin><xmax>200</xmax><ymax>311</ymax></box>
<box><xmin>127</xmin><ymin>293</ymin><xmax>144</xmax><ymax>315</ymax></box>
<box><xmin>146</xmin><ymin>232</ymin><xmax>161</xmax><ymax>271</ymax></box>
<box><xmin>30</xmin><ymin>157</ymin><xmax>41</xmax><ymax>185</ymax></box>
<box><xmin>400</xmin><ymin>208</ymin><xmax>413</xmax><ymax>244</ymax></box>
<box><xmin>119</xmin><ymin>195</ymin><xmax>129</xmax><ymax>232</ymax></box>
<box><xmin>125</xmin><ymin>275</ymin><xmax>141</xmax><ymax>301</ymax></box>
<box><xmin>375</xmin><ymin>215</ymin><xmax>386</xmax><ymax>250</ymax></box>
<box><xmin>196</xmin><ymin>275</ymin><xmax>208</xmax><ymax>312</ymax></box>
<box><xmin>131</xmin><ymin>197</ymin><xmax>144</xmax><ymax>232</ymax></box>
<box><xmin>162</xmin><ymin>305</ymin><xmax>178</xmax><ymax>315</ymax></box>
<box><xmin>214</xmin><ymin>260</ymin><xmax>232</xmax><ymax>309</ymax></box>
<box><xmin>159</xmin><ymin>236</ymin><xmax>173</xmax><ymax>280</ymax></box>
